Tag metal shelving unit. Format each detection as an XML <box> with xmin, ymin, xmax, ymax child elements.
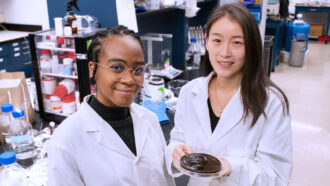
<box><xmin>29</xmin><ymin>28</ymin><xmax>102</xmax><ymax>123</ymax></box>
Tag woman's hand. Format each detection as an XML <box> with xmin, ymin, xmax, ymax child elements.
<box><xmin>218</xmin><ymin>157</ymin><xmax>231</xmax><ymax>177</ymax></box>
<box><xmin>172</xmin><ymin>144</ymin><xmax>193</xmax><ymax>167</ymax></box>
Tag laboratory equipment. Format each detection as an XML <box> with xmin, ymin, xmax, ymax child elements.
<box><xmin>0</xmin><ymin>152</ymin><xmax>27</xmax><ymax>186</ymax></box>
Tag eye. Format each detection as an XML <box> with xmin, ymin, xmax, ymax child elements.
<box><xmin>213</xmin><ymin>39</ymin><xmax>221</xmax><ymax>43</ymax></box>
<box><xmin>109</xmin><ymin>63</ymin><xmax>125</xmax><ymax>73</ymax></box>
<box><xmin>133</xmin><ymin>66</ymin><xmax>145</xmax><ymax>76</ymax></box>
<box><xmin>233</xmin><ymin>41</ymin><xmax>243</xmax><ymax>45</ymax></box>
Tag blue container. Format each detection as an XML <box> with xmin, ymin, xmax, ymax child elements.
<box><xmin>284</xmin><ymin>21</ymin><xmax>310</xmax><ymax>52</ymax></box>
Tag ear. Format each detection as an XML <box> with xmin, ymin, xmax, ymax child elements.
<box><xmin>88</xmin><ymin>61</ymin><xmax>95</xmax><ymax>79</ymax></box>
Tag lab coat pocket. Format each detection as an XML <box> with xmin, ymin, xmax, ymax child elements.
<box><xmin>148</xmin><ymin>150</ymin><xmax>168</xmax><ymax>186</ymax></box>
<box><xmin>225</xmin><ymin>148</ymin><xmax>255</xmax><ymax>159</ymax></box>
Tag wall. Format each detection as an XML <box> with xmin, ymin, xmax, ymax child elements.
<box><xmin>0</xmin><ymin>0</ymin><xmax>49</xmax><ymax>29</ymax></box>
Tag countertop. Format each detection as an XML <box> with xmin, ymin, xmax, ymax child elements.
<box><xmin>0</xmin><ymin>30</ymin><xmax>30</xmax><ymax>43</ymax></box>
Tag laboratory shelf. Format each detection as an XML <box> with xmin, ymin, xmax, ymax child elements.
<box><xmin>45</xmin><ymin>110</ymin><xmax>70</xmax><ymax>117</ymax></box>
<box><xmin>40</xmin><ymin>72</ymin><xmax>78</xmax><ymax>79</ymax></box>
<box><xmin>35</xmin><ymin>45</ymin><xmax>75</xmax><ymax>52</ymax></box>
<box><xmin>136</xmin><ymin>7</ymin><xmax>177</xmax><ymax>18</ymax></box>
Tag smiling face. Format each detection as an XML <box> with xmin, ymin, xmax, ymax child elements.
<box><xmin>89</xmin><ymin>35</ymin><xmax>145</xmax><ymax>107</ymax></box>
<box><xmin>205</xmin><ymin>16</ymin><xmax>245</xmax><ymax>80</ymax></box>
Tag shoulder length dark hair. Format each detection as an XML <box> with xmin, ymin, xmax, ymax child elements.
<box><xmin>201</xmin><ymin>3</ymin><xmax>289</xmax><ymax>127</ymax></box>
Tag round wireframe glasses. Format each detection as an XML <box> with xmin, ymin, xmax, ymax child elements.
<box><xmin>95</xmin><ymin>61</ymin><xmax>146</xmax><ymax>85</ymax></box>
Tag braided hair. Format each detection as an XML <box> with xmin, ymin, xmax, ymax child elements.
<box><xmin>87</xmin><ymin>25</ymin><xmax>142</xmax><ymax>84</ymax></box>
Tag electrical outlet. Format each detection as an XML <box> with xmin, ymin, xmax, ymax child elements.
<box><xmin>0</xmin><ymin>12</ymin><xmax>6</xmax><ymax>23</ymax></box>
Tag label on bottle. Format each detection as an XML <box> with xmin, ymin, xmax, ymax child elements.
<box><xmin>72</xmin><ymin>20</ymin><xmax>77</xmax><ymax>28</ymax></box>
<box><xmin>11</xmin><ymin>133</ymin><xmax>31</xmax><ymax>143</ymax></box>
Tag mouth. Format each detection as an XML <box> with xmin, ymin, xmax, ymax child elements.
<box><xmin>115</xmin><ymin>88</ymin><xmax>136</xmax><ymax>96</ymax></box>
<box><xmin>217</xmin><ymin>61</ymin><xmax>234</xmax><ymax>68</ymax></box>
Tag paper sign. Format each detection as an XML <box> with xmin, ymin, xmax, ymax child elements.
<box><xmin>116</xmin><ymin>0</ymin><xmax>138</xmax><ymax>32</ymax></box>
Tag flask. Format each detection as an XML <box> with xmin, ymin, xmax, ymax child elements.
<box><xmin>0</xmin><ymin>152</ymin><xmax>27</xmax><ymax>186</ymax></box>
<box><xmin>185</xmin><ymin>38</ymin><xmax>201</xmax><ymax>70</ymax></box>
<box><xmin>0</xmin><ymin>103</ymin><xmax>14</xmax><ymax>148</ymax></box>
<box><xmin>9</xmin><ymin>108</ymin><xmax>35</xmax><ymax>168</ymax></box>
<box><xmin>67</xmin><ymin>11</ymin><xmax>77</xmax><ymax>34</ymax></box>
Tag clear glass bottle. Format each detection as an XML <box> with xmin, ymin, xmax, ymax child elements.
<box><xmin>0</xmin><ymin>103</ymin><xmax>14</xmax><ymax>149</ymax></box>
<box><xmin>0</xmin><ymin>151</ymin><xmax>27</xmax><ymax>186</ymax></box>
<box><xmin>185</xmin><ymin>37</ymin><xmax>201</xmax><ymax>70</ymax></box>
<box><xmin>9</xmin><ymin>108</ymin><xmax>35</xmax><ymax>168</ymax></box>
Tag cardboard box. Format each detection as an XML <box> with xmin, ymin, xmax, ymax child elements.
<box><xmin>309</xmin><ymin>24</ymin><xmax>324</xmax><ymax>37</ymax></box>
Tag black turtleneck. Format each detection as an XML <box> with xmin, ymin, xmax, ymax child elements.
<box><xmin>88</xmin><ymin>95</ymin><xmax>136</xmax><ymax>156</ymax></box>
<box><xmin>207</xmin><ymin>98</ymin><xmax>220</xmax><ymax>133</ymax></box>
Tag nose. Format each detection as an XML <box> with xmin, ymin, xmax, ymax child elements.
<box><xmin>120</xmin><ymin>69</ymin><xmax>135</xmax><ymax>85</ymax></box>
<box><xmin>219</xmin><ymin>42</ymin><xmax>231</xmax><ymax>58</ymax></box>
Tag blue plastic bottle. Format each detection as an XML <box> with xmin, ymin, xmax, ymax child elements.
<box><xmin>285</xmin><ymin>14</ymin><xmax>310</xmax><ymax>52</ymax></box>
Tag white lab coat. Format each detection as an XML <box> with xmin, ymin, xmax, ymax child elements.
<box><xmin>47</xmin><ymin>95</ymin><xmax>175</xmax><ymax>186</ymax></box>
<box><xmin>165</xmin><ymin>72</ymin><xmax>292</xmax><ymax>186</ymax></box>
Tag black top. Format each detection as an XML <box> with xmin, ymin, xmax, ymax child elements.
<box><xmin>88</xmin><ymin>95</ymin><xmax>137</xmax><ymax>156</ymax></box>
<box><xmin>207</xmin><ymin>98</ymin><xmax>220</xmax><ymax>133</ymax></box>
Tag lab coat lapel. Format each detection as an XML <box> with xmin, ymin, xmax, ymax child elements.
<box><xmin>130</xmin><ymin>103</ymin><xmax>150</xmax><ymax>161</ymax></box>
<box><xmin>191</xmin><ymin>74</ymin><xmax>213</xmax><ymax>140</ymax></box>
<box><xmin>79</xmin><ymin>97</ymin><xmax>135</xmax><ymax>159</ymax></box>
<box><xmin>208</xmin><ymin>88</ymin><xmax>244</xmax><ymax>148</ymax></box>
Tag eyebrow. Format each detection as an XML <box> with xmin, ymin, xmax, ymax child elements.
<box><xmin>107</xmin><ymin>58</ymin><xmax>145</xmax><ymax>66</ymax></box>
<box><xmin>211</xmin><ymin>33</ymin><xmax>244</xmax><ymax>39</ymax></box>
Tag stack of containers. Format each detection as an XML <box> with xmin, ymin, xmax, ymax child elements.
<box><xmin>284</xmin><ymin>14</ymin><xmax>310</xmax><ymax>52</ymax></box>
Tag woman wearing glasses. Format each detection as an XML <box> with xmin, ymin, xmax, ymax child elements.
<box><xmin>47</xmin><ymin>26</ymin><xmax>175</xmax><ymax>186</ymax></box>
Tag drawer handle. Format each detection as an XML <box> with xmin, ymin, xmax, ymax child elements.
<box><xmin>14</xmin><ymin>53</ymin><xmax>21</xmax><ymax>57</ymax></box>
<box><xmin>0</xmin><ymin>58</ymin><xmax>3</xmax><ymax>63</ymax></box>
<box><xmin>14</xmin><ymin>47</ymin><xmax>20</xmax><ymax>51</ymax></box>
<box><xmin>22</xmin><ymin>47</ymin><xmax>30</xmax><ymax>49</ymax></box>
<box><xmin>0</xmin><ymin>47</ymin><xmax>2</xmax><ymax>52</ymax></box>
<box><xmin>12</xmin><ymin>42</ymin><xmax>19</xmax><ymax>47</ymax></box>
<box><xmin>22</xmin><ymin>41</ymin><xmax>29</xmax><ymax>44</ymax></box>
<box><xmin>23</xmin><ymin>52</ymin><xmax>30</xmax><ymax>55</ymax></box>
<box><xmin>24</xmin><ymin>61</ymin><xmax>32</xmax><ymax>65</ymax></box>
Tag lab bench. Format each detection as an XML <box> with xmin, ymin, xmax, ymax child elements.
<box><xmin>295</xmin><ymin>5</ymin><xmax>330</xmax><ymax>44</ymax></box>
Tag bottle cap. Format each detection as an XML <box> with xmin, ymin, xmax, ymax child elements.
<box><xmin>62</xmin><ymin>94</ymin><xmax>75</xmax><ymax>103</ymax></box>
<box><xmin>54</xmin><ymin>84</ymin><xmax>68</xmax><ymax>98</ymax></box>
<box><xmin>1</xmin><ymin>103</ymin><xmax>13</xmax><ymax>113</ymax></box>
<box><xmin>0</xmin><ymin>152</ymin><xmax>17</xmax><ymax>165</ymax></box>
<box><xmin>41</xmin><ymin>49</ymin><xmax>51</xmax><ymax>55</ymax></box>
<box><xmin>190</xmin><ymin>38</ymin><xmax>197</xmax><ymax>43</ymax></box>
<box><xmin>42</xmin><ymin>77</ymin><xmax>56</xmax><ymax>81</ymax></box>
<box><xmin>67</xmin><ymin>52</ymin><xmax>76</xmax><ymax>58</ymax></box>
<box><xmin>12</xmin><ymin>108</ymin><xmax>25</xmax><ymax>118</ymax></box>
<box><xmin>49</xmin><ymin>121</ymin><xmax>55</xmax><ymax>127</ymax></box>
<box><xmin>57</xmin><ymin>37</ymin><xmax>65</xmax><ymax>44</ymax></box>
